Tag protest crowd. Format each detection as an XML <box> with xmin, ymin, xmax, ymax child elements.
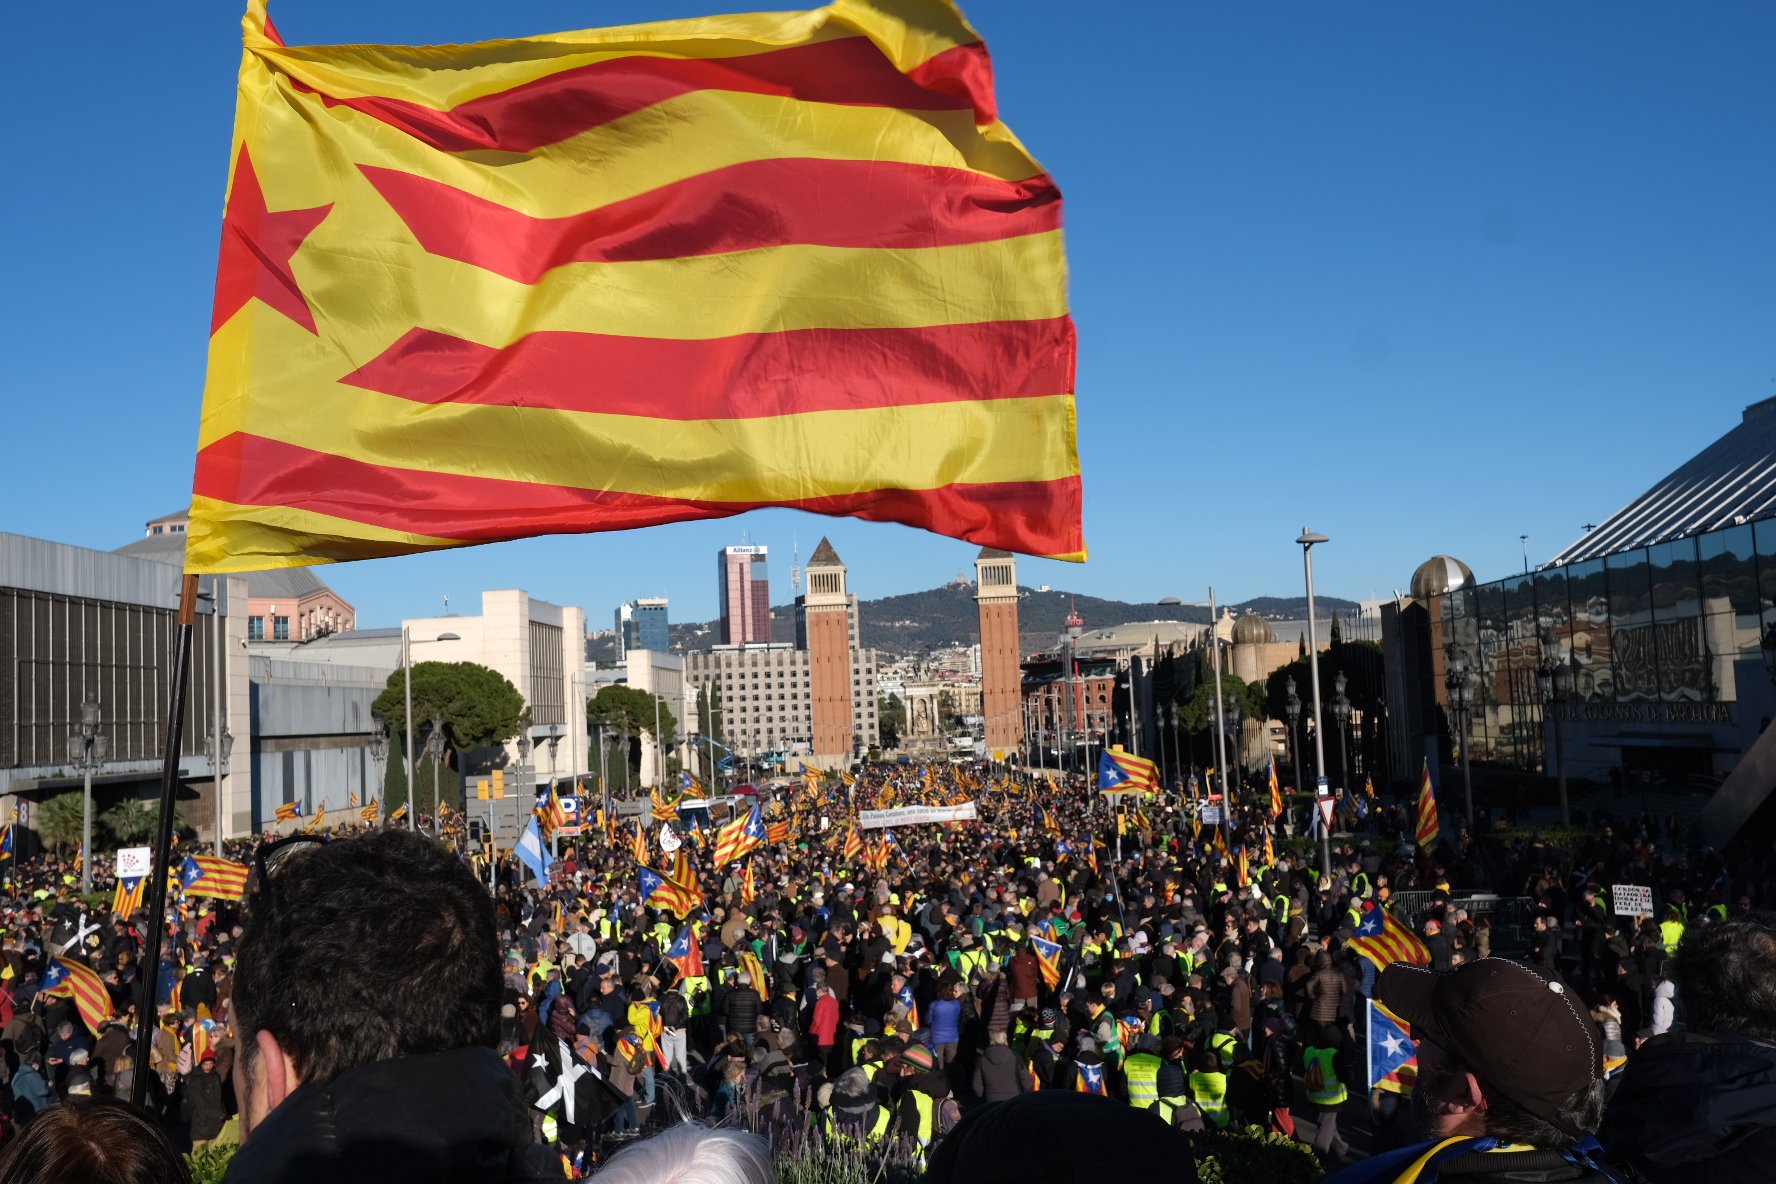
<box><xmin>0</xmin><ymin>754</ymin><xmax>1772</xmax><ymax>1184</ymax></box>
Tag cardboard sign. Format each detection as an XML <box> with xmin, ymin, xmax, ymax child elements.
<box><xmin>116</xmin><ymin>847</ymin><xmax>152</xmax><ymax>879</ymax></box>
<box><xmin>1611</xmin><ymin>884</ymin><xmax>1654</xmax><ymax>917</ymax></box>
<box><xmin>1197</xmin><ymin>805</ymin><xmax>1222</xmax><ymax>825</ymax></box>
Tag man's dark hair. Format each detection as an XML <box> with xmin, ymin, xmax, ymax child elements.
<box><xmin>0</xmin><ymin>1097</ymin><xmax>190</xmax><ymax>1184</ymax></box>
<box><xmin>234</xmin><ymin>829</ymin><xmax>500</xmax><ymax>1087</ymax></box>
<box><xmin>1413</xmin><ymin>1049</ymin><xmax>1603</xmax><ymax>1151</ymax></box>
<box><xmin>1674</xmin><ymin>911</ymin><xmax>1776</xmax><ymax>1040</ymax></box>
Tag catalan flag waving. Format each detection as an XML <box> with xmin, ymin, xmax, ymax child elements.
<box><xmin>637</xmin><ymin>867</ymin><xmax>701</xmax><ymax>919</ymax></box>
<box><xmin>1097</xmin><ymin>747</ymin><xmax>1158</xmax><ymax>794</ymax></box>
<box><xmin>182</xmin><ymin>0</ymin><xmax>1082</xmax><ymax>576</ymax></box>
<box><xmin>1268</xmin><ymin>757</ymin><xmax>1283</xmax><ymax>817</ymax></box>
<box><xmin>665</xmin><ymin>926</ymin><xmax>705</xmax><ymax>981</ymax></box>
<box><xmin>111</xmin><ymin>875</ymin><xmax>148</xmax><ymax>919</ymax></box>
<box><xmin>1348</xmin><ymin>903</ymin><xmax>1432</xmax><ymax>972</ymax></box>
<box><xmin>42</xmin><ymin>957</ymin><xmax>115</xmax><ymax>1033</ymax></box>
<box><xmin>274</xmin><ymin>801</ymin><xmax>301</xmax><ymax>823</ymax></box>
<box><xmin>714</xmin><ymin>806</ymin><xmax>767</xmax><ymax>868</ymax></box>
<box><xmin>1414</xmin><ymin>759</ymin><xmax>1441</xmax><ymax>847</ymax></box>
<box><xmin>181</xmin><ymin>854</ymin><xmax>250</xmax><ymax>901</ymax></box>
<box><xmin>1031</xmin><ymin>932</ymin><xmax>1064</xmax><ymax>990</ymax></box>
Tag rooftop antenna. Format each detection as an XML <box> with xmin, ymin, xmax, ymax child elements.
<box><xmin>791</xmin><ymin>534</ymin><xmax>801</xmax><ymax>592</ymax></box>
<box><xmin>443</xmin><ymin>594</ymin><xmax>449</xmax><ymax>613</ymax></box>
<box><xmin>1520</xmin><ymin>534</ymin><xmax>1529</xmax><ymax>574</ymax></box>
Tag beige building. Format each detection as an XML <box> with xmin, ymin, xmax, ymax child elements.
<box><xmin>685</xmin><ymin>643</ymin><xmax>879</xmax><ymax>764</ymax></box>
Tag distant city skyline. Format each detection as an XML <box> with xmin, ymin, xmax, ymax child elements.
<box><xmin>9</xmin><ymin>1</ymin><xmax>1769</xmax><ymax>642</ymax></box>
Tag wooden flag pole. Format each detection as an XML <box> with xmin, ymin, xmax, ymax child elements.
<box><xmin>131</xmin><ymin>573</ymin><xmax>199</xmax><ymax>1106</ymax></box>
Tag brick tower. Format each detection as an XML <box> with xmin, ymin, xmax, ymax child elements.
<box><xmin>975</xmin><ymin>547</ymin><xmax>1024</xmax><ymax>756</ymax></box>
<box><xmin>801</xmin><ymin>538</ymin><xmax>855</xmax><ymax>765</ymax></box>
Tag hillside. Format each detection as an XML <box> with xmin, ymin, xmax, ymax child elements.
<box><xmin>585</xmin><ymin>584</ymin><xmax>1360</xmax><ymax>661</ymax></box>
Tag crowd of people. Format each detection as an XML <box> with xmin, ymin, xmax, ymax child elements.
<box><xmin>0</xmin><ymin>757</ymin><xmax>1770</xmax><ymax>1184</ymax></box>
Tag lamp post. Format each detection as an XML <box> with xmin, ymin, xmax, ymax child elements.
<box><xmin>204</xmin><ymin>725</ymin><xmax>233</xmax><ymax>857</ymax></box>
<box><xmin>1538</xmin><ymin>629</ymin><xmax>1571</xmax><ymax>827</ymax></box>
<box><xmin>401</xmin><ymin>628</ymin><xmax>461</xmax><ymax>832</ymax></box>
<box><xmin>422</xmin><ymin>714</ymin><xmax>446</xmax><ymax>829</ymax></box>
<box><xmin>68</xmin><ymin>693</ymin><xmax>109</xmax><ymax>893</ymax></box>
<box><xmin>209</xmin><ymin>575</ymin><xmax>228</xmax><ymax>855</ymax></box>
<box><xmin>1166</xmin><ymin>703</ymin><xmax>1182</xmax><ymax>793</ymax></box>
<box><xmin>1332</xmin><ymin>670</ymin><xmax>1351</xmax><ymax>795</ymax></box>
<box><xmin>1065</xmin><ymin>605</ymin><xmax>1083</xmax><ymax>777</ymax></box>
<box><xmin>1445</xmin><ymin>656</ymin><xmax>1475</xmax><ymax>828</ymax></box>
<box><xmin>516</xmin><ymin>733</ymin><xmax>535</xmax><ymax>854</ymax></box>
<box><xmin>1297</xmin><ymin>528</ymin><xmax>1333</xmax><ymax>880</ymax></box>
<box><xmin>1284</xmin><ymin>676</ymin><xmax>1302</xmax><ymax>791</ymax></box>
<box><xmin>367</xmin><ymin>719</ymin><xmax>388</xmax><ymax>822</ymax></box>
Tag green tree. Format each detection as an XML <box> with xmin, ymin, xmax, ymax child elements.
<box><xmin>878</xmin><ymin>694</ymin><xmax>906</xmax><ymax>747</ymax></box>
<box><xmin>372</xmin><ymin>662</ymin><xmax>525</xmax><ymax>814</ymax></box>
<box><xmin>36</xmin><ymin>793</ymin><xmax>86</xmax><ymax>853</ymax></box>
<box><xmin>371</xmin><ymin>661</ymin><xmax>528</xmax><ymax>751</ymax></box>
<box><xmin>100</xmin><ymin>798</ymin><xmax>185</xmax><ymax>846</ymax></box>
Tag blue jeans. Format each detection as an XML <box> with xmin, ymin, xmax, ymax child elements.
<box><xmin>642</xmin><ymin>1064</ymin><xmax>655</xmax><ymax>1106</ymax></box>
<box><xmin>613</xmin><ymin>1098</ymin><xmax>638</xmax><ymax>1133</ymax></box>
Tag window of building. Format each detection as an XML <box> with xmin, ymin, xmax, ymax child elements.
<box><xmin>274</xmin><ymin>616</ymin><xmax>290</xmax><ymax>641</ymax></box>
<box><xmin>248</xmin><ymin>616</ymin><xmax>265</xmax><ymax>641</ymax></box>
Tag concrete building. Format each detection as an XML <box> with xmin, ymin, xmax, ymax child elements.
<box><xmin>1</xmin><ymin>531</ymin><xmax>250</xmax><ymax>845</ymax></box>
<box><xmin>974</xmin><ymin>548</ymin><xmax>1024</xmax><ymax>756</ymax></box>
<box><xmin>718</xmin><ymin>545</ymin><xmax>772</xmax><ymax>646</ymax></box>
<box><xmin>684</xmin><ymin>643</ymin><xmax>879</xmax><ymax>766</ymax></box>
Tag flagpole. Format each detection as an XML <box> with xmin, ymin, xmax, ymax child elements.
<box><xmin>132</xmin><ymin>573</ymin><xmax>199</xmax><ymax>1107</ymax></box>
<box><xmin>1208</xmin><ymin>588</ymin><xmax>1232</xmax><ymax>853</ymax></box>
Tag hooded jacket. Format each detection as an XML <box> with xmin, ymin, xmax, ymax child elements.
<box><xmin>1597</xmin><ymin>1032</ymin><xmax>1776</xmax><ymax>1183</ymax></box>
<box><xmin>222</xmin><ymin>1046</ymin><xmax>558</xmax><ymax>1184</ymax></box>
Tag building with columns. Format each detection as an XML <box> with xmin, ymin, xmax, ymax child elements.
<box><xmin>974</xmin><ymin>548</ymin><xmax>1024</xmax><ymax>756</ymax></box>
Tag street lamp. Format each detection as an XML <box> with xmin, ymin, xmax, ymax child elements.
<box><xmin>1166</xmin><ymin>703</ymin><xmax>1182</xmax><ymax>792</ymax></box>
<box><xmin>1538</xmin><ymin>629</ymin><xmax>1571</xmax><ymax>826</ymax></box>
<box><xmin>1445</xmin><ymin>655</ymin><xmax>1475</xmax><ymax>828</ymax></box>
<box><xmin>1332</xmin><ymin>670</ymin><xmax>1351</xmax><ymax>795</ymax></box>
<box><xmin>204</xmin><ymin>725</ymin><xmax>234</xmax><ymax>856</ymax></box>
<box><xmin>1284</xmin><ymin>676</ymin><xmax>1302</xmax><ymax>789</ymax></box>
<box><xmin>1065</xmin><ymin>605</ymin><xmax>1083</xmax><ymax>776</ymax></box>
<box><xmin>1297</xmin><ymin>528</ymin><xmax>1333</xmax><ymax>879</ymax></box>
<box><xmin>68</xmin><ymin>692</ymin><xmax>109</xmax><ymax>893</ymax></box>
<box><xmin>422</xmin><ymin>714</ymin><xmax>447</xmax><ymax>828</ymax></box>
<box><xmin>367</xmin><ymin>718</ymin><xmax>388</xmax><ymax>821</ymax></box>
<box><xmin>401</xmin><ymin>628</ymin><xmax>461</xmax><ymax>832</ymax></box>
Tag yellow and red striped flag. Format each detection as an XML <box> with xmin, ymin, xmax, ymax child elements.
<box><xmin>737</xmin><ymin>950</ymin><xmax>770</xmax><ymax>1002</ymax></box>
<box><xmin>274</xmin><ymin>801</ymin><xmax>301</xmax><ymax>823</ymax></box>
<box><xmin>671</xmin><ymin>847</ymin><xmax>701</xmax><ymax>900</ymax></box>
<box><xmin>42</xmin><ymin>957</ymin><xmax>115</xmax><ymax>1033</ymax></box>
<box><xmin>842</xmin><ymin>825</ymin><xmax>864</xmax><ymax>862</ymax></box>
<box><xmin>631</xmin><ymin>821</ymin><xmax>650</xmax><ymax>865</ymax></box>
<box><xmin>180</xmin><ymin>855</ymin><xmax>251</xmax><ymax>901</ymax></box>
<box><xmin>1268</xmin><ymin>757</ymin><xmax>1283</xmax><ymax>817</ymax></box>
<box><xmin>740</xmin><ymin>858</ymin><xmax>757</xmax><ymax>905</ymax></box>
<box><xmin>182</xmin><ymin>0</ymin><xmax>1081</xmax><ymax>576</ymax></box>
<box><xmin>1415</xmin><ymin>760</ymin><xmax>1441</xmax><ymax>847</ymax></box>
<box><xmin>111</xmin><ymin>875</ymin><xmax>148</xmax><ymax>919</ymax></box>
<box><xmin>1349</xmin><ymin>903</ymin><xmax>1432</xmax><ymax>971</ymax></box>
<box><xmin>361</xmin><ymin>801</ymin><xmax>380</xmax><ymax>824</ymax></box>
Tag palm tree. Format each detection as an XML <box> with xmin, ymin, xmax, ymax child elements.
<box><xmin>36</xmin><ymin>793</ymin><xmax>85</xmax><ymax>853</ymax></box>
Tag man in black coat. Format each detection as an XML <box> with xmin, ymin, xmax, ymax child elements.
<box><xmin>721</xmin><ymin>970</ymin><xmax>762</xmax><ymax>1046</ymax></box>
<box><xmin>184</xmin><ymin>1053</ymin><xmax>228</xmax><ymax>1148</ymax></box>
<box><xmin>1599</xmin><ymin>912</ymin><xmax>1776</xmax><ymax>1183</ymax></box>
<box><xmin>223</xmin><ymin>830</ymin><xmax>558</xmax><ymax>1184</ymax></box>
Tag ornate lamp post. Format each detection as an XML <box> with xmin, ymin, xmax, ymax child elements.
<box><xmin>1538</xmin><ymin>629</ymin><xmax>1571</xmax><ymax>826</ymax></box>
<box><xmin>1284</xmin><ymin>676</ymin><xmax>1303</xmax><ymax>788</ymax></box>
<box><xmin>1332</xmin><ymin>670</ymin><xmax>1351</xmax><ymax>794</ymax></box>
<box><xmin>1445</xmin><ymin>657</ymin><xmax>1475</xmax><ymax>827</ymax></box>
<box><xmin>68</xmin><ymin>693</ymin><xmax>109</xmax><ymax>893</ymax></box>
<box><xmin>203</xmin><ymin>725</ymin><xmax>234</xmax><ymax>856</ymax></box>
<box><xmin>367</xmin><ymin>718</ymin><xmax>388</xmax><ymax>821</ymax></box>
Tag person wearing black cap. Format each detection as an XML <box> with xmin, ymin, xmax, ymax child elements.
<box><xmin>1325</xmin><ymin>959</ymin><xmax>1620</xmax><ymax>1184</ymax></box>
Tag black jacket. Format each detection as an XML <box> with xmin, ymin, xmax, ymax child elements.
<box><xmin>722</xmin><ymin>985</ymin><xmax>761</xmax><ymax>1038</ymax></box>
<box><xmin>972</xmin><ymin>1044</ymin><xmax>1027</xmax><ymax>1103</ymax></box>
<box><xmin>222</xmin><ymin>1047</ymin><xmax>558</xmax><ymax>1184</ymax></box>
<box><xmin>184</xmin><ymin>1067</ymin><xmax>228</xmax><ymax>1141</ymax></box>
<box><xmin>1598</xmin><ymin>1032</ymin><xmax>1776</xmax><ymax>1183</ymax></box>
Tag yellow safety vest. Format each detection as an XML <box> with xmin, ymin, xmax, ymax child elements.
<box><xmin>907</xmin><ymin>1090</ymin><xmax>937</xmax><ymax>1146</ymax></box>
<box><xmin>1209</xmin><ymin>1032</ymin><xmax>1239</xmax><ymax>1069</ymax></box>
<box><xmin>1124</xmin><ymin>1052</ymin><xmax>1162</xmax><ymax>1109</ymax></box>
<box><xmin>1188</xmin><ymin>1070</ymin><xmax>1229</xmax><ymax>1128</ymax></box>
<box><xmin>826</xmin><ymin>1106</ymin><xmax>893</xmax><ymax>1150</ymax></box>
<box><xmin>1303</xmin><ymin>1046</ymin><xmax>1347</xmax><ymax>1107</ymax></box>
<box><xmin>1659</xmin><ymin>919</ymin><xmax>1684</xmax><ymax>954</ymax></box>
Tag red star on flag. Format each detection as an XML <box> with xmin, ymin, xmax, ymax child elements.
<box><xmin>210</xmin><ymin>145</ymin><xmax>331</xmax><ymax>335</ymax></box>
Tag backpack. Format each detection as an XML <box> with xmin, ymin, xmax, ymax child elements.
<box><xmin>1303</xmin><ymin>1053</ymin><xmax>1326</xmax><ymax>1095</ymax></box>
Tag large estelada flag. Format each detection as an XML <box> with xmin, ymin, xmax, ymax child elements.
<box><xmin>181</xmin><ymin>854</ymin><xmax>251</xmax><ymax>901</ymax></box>
<box><xmin>1096</xmin><ymin>747</ymin><xmax>1158</xmax><ymax>794</ymax></box>
<box><xmin>1348</xmin><ymin>903</ymin><xmax>1431</xmax><ymax>972</ymax></box>
<box><xmin>42</xmin><ymin>957</ymin><xmax>115</xmax><ymax>1034</ymax></box>
<box><xmin>183</xmin><ymin>0</ymin><xmax>1081</xmax><ymax>575</ymax></box>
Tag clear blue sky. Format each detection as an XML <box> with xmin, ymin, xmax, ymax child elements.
<box><xmin>3</xmin><ymin>1</ymin><xmax>1771</xmax><ymax>630</ymax></box>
